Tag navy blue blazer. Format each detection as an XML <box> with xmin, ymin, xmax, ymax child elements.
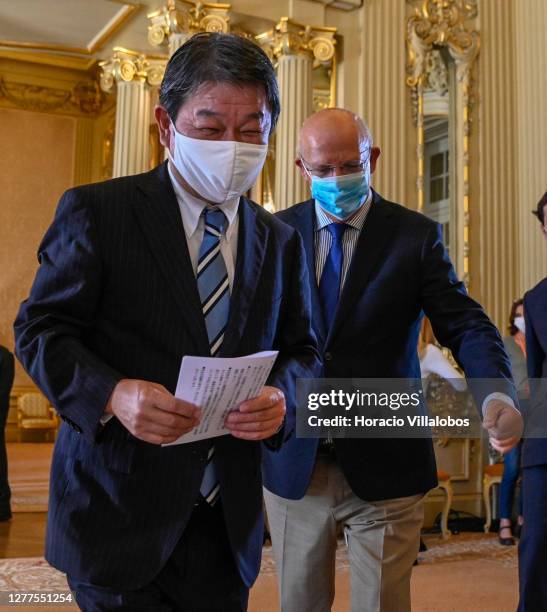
<box><xmin>523</xmin><ymin>278</ymin><xmax>547</xmax><ymax>467</ymax></box>
<box><xmin>14</xmin><ymin>161</ymin><xmax>321</xmax><ymax>589</ymax></box>
<box><xmin>263</xmin><ymin>192</ymin><xmax>516</xmax><ymax>501</ymax></box>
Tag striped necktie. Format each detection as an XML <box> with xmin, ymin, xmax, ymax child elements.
<box><xmin>196</xmin><ymin>207</ymin><xmax>230</xmax><ymax>505</ymax></box>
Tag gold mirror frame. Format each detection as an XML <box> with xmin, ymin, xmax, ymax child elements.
<box><xmin>406</xmin><ymin>0</ymin><xmax>479</xmax><ymax>285</ymax></box>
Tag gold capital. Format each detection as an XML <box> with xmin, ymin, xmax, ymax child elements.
<box><xmin>256</xmin><ymin>17</ymin><xmax>336</xmax><ymax>63</ymax></box>
<box><xmin>99</xmin><ymin>48</ymin><xmax>168</xmax><ymax>92</ymax></box>
<box><xmin>147</xmin><ymin>0</ymin><xmax>231</xmax><ymax>48</ymax></box>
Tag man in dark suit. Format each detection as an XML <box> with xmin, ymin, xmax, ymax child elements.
<box><xmin>518</xmin><ymin>191</ymin><xmax>547</xmax><ymax>612</ymax></box>
<box><xmin>14</xmin><ymin>33</ymin><xmax>320</xmax><ymax>611</ymax></box>
<box><xmin>0</xmin><ymin>345</ymin><xmax>14</xmax><ymax>521</ymax></box>
<box><xmin>262</xmin><ymin>108</ymin><xmax>523</xmax><ymax>612</ymax></box>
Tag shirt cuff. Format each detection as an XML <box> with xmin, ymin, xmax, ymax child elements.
<box><xmin>482</xmin><ymin>392</ymin><xmax>518</xmax><ymax>417</ymax></box>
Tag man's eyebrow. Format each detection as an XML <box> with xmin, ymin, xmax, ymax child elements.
<box><xmin>194</xmin><ymin>109</ymin><xmax>265</xmax><ymax>122</ymax></box>
<box><xmin>245</xmin><ymin>111</ymin><xmax>264</xmax><ymax>122</ymax></box>
<box><xmin>195</xmin><ymin>109</ymin><xmax>220</xmax><ymax>118</ymax></box>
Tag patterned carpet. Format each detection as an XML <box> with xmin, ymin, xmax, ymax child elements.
<box><xmin>0</xmin><ymin>558</ymin><xmax>68</xmax><ymax>591</ymax></box>
<box><xmin>0</xmin><ymin>533</ymin><xmax>517</xmax><ymax>592</ymax></box>
<box><xmin>417</xmin><ymin>533</ymin><xmax>518</xmax><ymax>569</ymax></box>
<box><xmin>260</xmin><ymin>532</ymin><xmax>518</xmax><ymax>575</ymax></box>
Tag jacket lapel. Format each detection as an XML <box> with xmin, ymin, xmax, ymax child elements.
<box><xmin>134</xmin><ymin>162</ymin><xmax>209</xmax><ymax>353</ymax></box>
<box><xmin>326</xmin><ymin>191</ymin><xmax>398</xmax><ymax>347</ymax></box>
<box><xmin>290</xmin><ymin>200</ymin><xmax>327</xmax><ymax>346</ymax></box>
<box><xmin>220</xmin><ymin>198</ymin><xmax>269</xmax><ymax>356</ymax></box>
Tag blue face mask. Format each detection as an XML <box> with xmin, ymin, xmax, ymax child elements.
<box><xmin>311</xmin><ymin>170</ymin><xmax>370</xmax><ymax>220</ymax></box>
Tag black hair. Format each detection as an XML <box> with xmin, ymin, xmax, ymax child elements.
<box><xmin>532</xmin><ymin>191</ymin><xmax>547</xmax><ymax>224</ymax></box>
<box><xmin>159</xmin><ymin>32</ymin><xmax>280</xmax><ymax>132</ymax></box>
<box><xmin>508</xmin><ymin>298</ymin><xmax>524</xmax><ymax>336</ymax></box>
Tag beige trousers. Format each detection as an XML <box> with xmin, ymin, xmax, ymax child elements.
<box><xmin>264</xmin><ymin>455</ymin><xmax>424</xmax><ymax>612</ymax></box>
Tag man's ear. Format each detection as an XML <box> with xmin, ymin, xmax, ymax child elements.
<box><xmin>155</xmin><ymin>105</ymin><xmax>172</xmax><ymax>152</ymax></box>
<box><xmin>296</xmin><ymin>158</ymin><xmax>311</xmax><ymax>184</ymax></box>
<box><xmin>370</xmin><ymin>147</ymin><xmax>381</xmax><ymax>174</ymax></box>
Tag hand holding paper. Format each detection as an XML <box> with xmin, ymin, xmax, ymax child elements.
<box><xmin>105</xmin><ymin>379</ymin><xmax>201</xmax><ymax>445</ymax></box>
<box><xmin>225</xmin><ymin>385</ymin><xmax>286</xmax><ymax>441</ymax></box>
<box><xmin>164</xmin><ymin>350</ymin><xmax>280</xmax><ymax>446</ymax></box>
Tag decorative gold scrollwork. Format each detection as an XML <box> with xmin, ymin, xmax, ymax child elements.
<box><xmin>256</xmin><ymin>18</ymin><xmax>336</xmax><ymax>64</ymax></box>
<box><xmin>99</xmin><ymin>48</ymin><xmax>168</xmax><ymax>92</ymax></box>
<box><xmin>147</xmin><ymin>0</ymin><xmax>230</xmax><ymax>48</ymax></box>
<box><xmin>406</xmin><ymin>0</ymin><xmax>479</xmax><ymax>118</ymax></box>
<box><xmin>0</xmin><ymin>77</ymin><xmax>108</xmax><ymax>117</ymax></box>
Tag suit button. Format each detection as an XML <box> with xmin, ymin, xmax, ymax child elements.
<box><xmin>324</xmin><ymin>352</ymin><xmax>333</xmax><ymax>361</ymax></box>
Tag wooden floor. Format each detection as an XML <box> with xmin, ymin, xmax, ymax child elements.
<box><xmin>0</xmin><ymin>512</ymin><xmax>45</xmax><ymax>559</ymax></box>
<box><xmin>6</xmin><ymin>443</ymin><xmax>51</xmax><ymax>512</ymax></box>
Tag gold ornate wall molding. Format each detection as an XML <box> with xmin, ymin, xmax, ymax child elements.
<box><xmin>309</xmin><ymin>0</ymin><xmax>362</xmax><ymax>8</ymax></box>
<box><xmin>406</xmin><ymin>0</ymin><xmax>480</xmax><ymax>286</ymax></box>
<box><xmin>406</xmin><ymin>0</ymin><xmax>479</xmax><ymax>123</ymax></box>
<box><xmin>0</xmin><ymin>50</ymin><xmax>96</xmax><ymax>72</ymax></box>
<box><xmin>0</xmin><ymin>76</ymin><xmax>112</xmax><ymax>118</ymax></box>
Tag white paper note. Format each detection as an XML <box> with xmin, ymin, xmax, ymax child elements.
<box><xmin>164</xmin><ymin>350</ymin><xmax>279</xmax><ymax>446</ymax></box>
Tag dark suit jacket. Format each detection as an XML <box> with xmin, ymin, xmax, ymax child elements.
<box><xmin>263</xmin><ymin>192</ymin><xmax>516</xmax><ymax>501</ymax></box>
<box><xmin>14</xmin><ymin>161</ymin><xmax>321</xmax><ymax>589</ymax></box>
<box><xmin>0</xmin><ymin>346</ymin><xmax>14</xmax><ymax>423</ymax></box>
<box><xmin>523</xmin><ymin>278</ymin><xmax>547</xmax><ymax>467</ymax></box>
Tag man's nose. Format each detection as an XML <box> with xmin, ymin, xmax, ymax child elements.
<box><xmin>220</xmin><ymin>128</ymin><xmax>239</xmax><ymax>141</ymax></box>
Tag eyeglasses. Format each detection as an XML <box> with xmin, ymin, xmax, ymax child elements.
<box><xmin>300</xmin><ymin>149</ymin><xmax>371</xmax><ymax>179</ymax></box>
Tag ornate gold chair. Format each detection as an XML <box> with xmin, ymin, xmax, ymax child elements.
<box><xmin>16</xmin><ymin>392</ymin><xmax>58</xmax><ymax>442</ymax></box>
<box><xmin>435</xmin><ymin>469</ymin><xmax>453</xmax><ymax>539</ymax></box>
<box><xmin>483</xmin><ymin>463</ymin><xmax>504</xmax><ymax>533</ymax></box>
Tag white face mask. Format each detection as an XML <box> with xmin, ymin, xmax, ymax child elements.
<box><xmin>514</xmin><ymin>316</ymin><xmax>525</xmax><ymax>334</ymax></box>
<box><xmin>170</xmin><ymin>125</ymin><xmax>268</xmax><ymax>204</ymax></box>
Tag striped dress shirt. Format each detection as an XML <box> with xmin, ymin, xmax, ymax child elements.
<box><xmin>314</xmin><ymin>191</ymin><xmax>373</xmax><ymax>289</ymax></box>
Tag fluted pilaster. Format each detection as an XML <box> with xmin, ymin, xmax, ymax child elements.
<box><xmin>515</xmin><ymin>0</ymin><xmax>547</xmax><ymax>293</ymax></box>
<box><xmin>359</xmin><ymin>0</ymin><xmax>411</xmax><ymax>206</ymax></box>
<box><xmin>476</xmin><ymin>0</ymin><xmax>519</xmax><ymax>328</ymax></box>
<box><xmin>274</xmin><ymin>53</ymin><xmax>312</xmax><ymax>210</ymax></box>
<box><xmin>73</xmin><ymin>118</ymin><xmax>94</xmax><ymax>186</ymax></box>
<box><xmin>99</xmin><ymin>49</ymin><xmax>166</xmax><ymax>177</ymax></box>
<box><xmin>257</xmin><ymin>18</ymin><xmax>336</xmax><ymax>211</ymax></box>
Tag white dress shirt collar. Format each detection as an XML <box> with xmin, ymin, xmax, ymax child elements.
<box><xmin>167</xmin><ymin>162</ymin><xmax>240</xmax><ymax>240</ymax></box>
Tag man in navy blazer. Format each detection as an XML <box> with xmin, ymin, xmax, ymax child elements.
<box><xmin>518</xmin><ymin>191</ymin><xmax>547</xmax><ymax>612</ymax></box>
<box><xmin>262</xmin><ymin>109</ymin><xmax>523</xmax><ymax>612</ymax></box>
<box><xmin>14</xmin><ymin>34</ymin><xmax>320</xmax><ymax>611</ymax></box>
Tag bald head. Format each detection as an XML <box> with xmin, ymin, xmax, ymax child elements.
<box><xmin>297</xmin><ymin>108</ymin><xmax>379</xmax><ymax>180</ymax></box>
<box><xmin>299</xmin><ymin>108</ymin><xmax>371</xmax><ymax>159</ymax></box>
